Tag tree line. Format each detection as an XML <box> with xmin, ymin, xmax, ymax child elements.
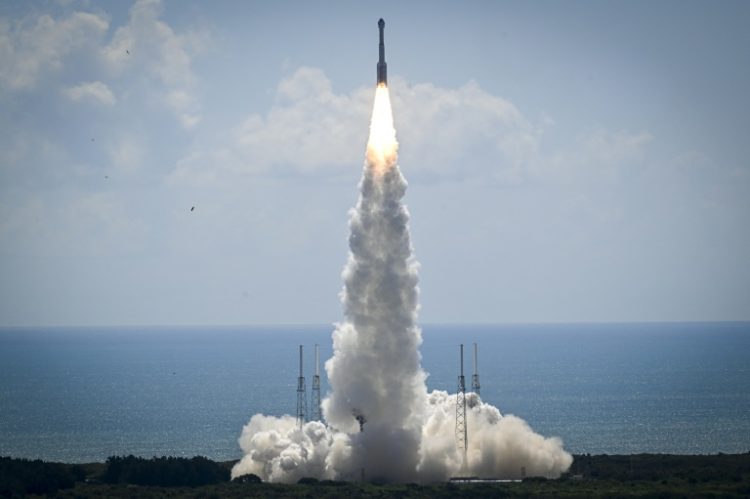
<box><xmin>101</xmin><ymin>455</ymin><xmax>229</xmax><ymax>487</ymax></box>
<box><xmin>0</xmin><ymin>456</ymin><xmax>84</xmax><ymax>496</ymax></box>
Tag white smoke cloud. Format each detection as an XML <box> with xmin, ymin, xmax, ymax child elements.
<box><xmin>234</xmin><ymin>416</ymin><xmax>338</xmax><ymax>483</ymax></box>
<box><xmin>320</xmin><ymin>151</ymin><xmax>427</xmax><ymax>481</ymax></box>
<box><xmin>418</xmin><ymin>391</ymin><xmax>573</xmax><ymax>481</ymax></box>
<box><xmin>232</xmin><ymin>392</ymin><xmax>573</xmax><ymax>483</ymax></box>
<box><xmin>232</xmin><ymin>85</ymin><xmax>572</xmax><ymax>483</ymax></box>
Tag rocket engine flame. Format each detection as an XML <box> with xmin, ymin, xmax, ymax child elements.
<box><xmin>231</xmin><ymin>20</ymin><xmax>572</xmax><ymax>484</ymax></box>
<box><xmin>366</xmin><ymin>84</ymin><xmax>398</xmax><ymax>173</ymax></box>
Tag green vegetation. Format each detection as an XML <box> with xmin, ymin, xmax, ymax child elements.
<box><xmin>569</xmin><ymin>452</ymin><xmax>750</xmax><ymax>483</ymax></box>
<box><xmin>2</xmin><ymin>453</ymin><xmax>748</xmax><ymax>498</ymax></box>
<box><xmin>0</xmin><ymin>456</ymin><xmax>84</xmax><ymax>496</ymax></box>
<box><xmin>101</xmin><ymin>455</ymin><xmax>229</xmax><ymax>487</ymax></box>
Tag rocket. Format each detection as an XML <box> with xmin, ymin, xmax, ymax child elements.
<box><xmin>377</xmin><ymin>18</ymin><xmax>387</xmax><ymax>85</ymax></box>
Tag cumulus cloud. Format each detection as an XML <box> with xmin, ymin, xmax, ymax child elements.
<box><xmin>102</xmin><ymin>0</ymin><xmax>206</xmax><ymax>128</ymax></box>
<box><xmin>0</xmin><ymin>11</ymin><xmax>108</xmax><ymax>90</ymax></box>
<box><xmin>173</xmin><ymin>67</ymin><xmax>542</xmax><ymax>184</ymax></box>
<box><xmin>63</xmin><ymin>80</ymin><xmax>116</xmax><ymax>105</ymax></box>
<box><xmin>546</xmin><ymin>128</ymin><xmax>653</xmax><ymax>185</ymax></box>
<box><xmin>231</xmin><ymin>67</ymin><xmax>372</xmax><ymax>174</ymax></box>
<box><xmin>0</xmin><ymin>1</ymin><xmax>205</xmax><ymax>128</ymax></box>
<box><xmin>392</xmin><ymin>80</ymin><xmax>540</xmax><ymax>183</ymax></box>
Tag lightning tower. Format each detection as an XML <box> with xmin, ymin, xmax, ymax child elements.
<box><xmin>471</xmin><ymin>342</ymin><xmax>481</xmax><ymax>396</ymax></box>
<box><xmin>456</xmin><ymin>344</ymin><xmax>467</xmax><ymax>464</ymax></box>
<box><xmin>311</xmin><ymin>344</ymin><xmax>322</xmax><ymax>422</ymax></box>
<box><xmin>296</xmin><ymin>345</ymin><xmax>307</xmax><ymax>428</ymax></box>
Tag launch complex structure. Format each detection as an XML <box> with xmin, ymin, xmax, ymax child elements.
<box><xmin>293</xmin><ymin>341</ymin><xmax>483</xmax><ymax>459</ymax></box>
<box><xmin>294</xmin><ymin>19</ymin><xmax>484</xmax><ymax>458</ymax></box>
<box><xmin>233</xmin><ymin>16</ymin><xmax>571</xmax><ymax>485</ymax></box>
<box><xmin>456</xmin><ymin>343</ymin><xmax>481</xmax><ymax>465</ymax></box>
<box><xmin>296</xmin><ymin>344</ymin><xmax>322</xmax><ymax>428</ymax></box>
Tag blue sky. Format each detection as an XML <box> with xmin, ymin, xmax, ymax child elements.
<box><xmin>1</xmin><ymin>0</ymin><xmax>748</xmax><ymax>326</ymax></box>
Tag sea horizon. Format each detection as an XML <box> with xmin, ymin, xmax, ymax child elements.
<box><xmin>3</xmin><ymin>319</ymin><xmax>749</xmax><ymax>330</ymax></box>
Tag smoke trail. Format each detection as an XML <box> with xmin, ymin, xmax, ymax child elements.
<box><xmin>321</xmin><ymin>84</ymin><xmax>427</xmax><ymax>481</ymax></box>
<box><xmin>231</xmin><ymin>84</ymin><xmax>572</xmax><ymax>483</ymax></box>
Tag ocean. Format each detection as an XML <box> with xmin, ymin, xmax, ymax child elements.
<box><xmin>1</xmin><ymin>322</ymin><xmax>748</xmax><ymax>463</ymax></box>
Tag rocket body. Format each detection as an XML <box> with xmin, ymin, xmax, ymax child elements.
<box><xmin>377</xmin><ymin>18</ymin><xmax>387</xmax><ymax>85</ymax></box>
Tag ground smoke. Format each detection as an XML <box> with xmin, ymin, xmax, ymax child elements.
<box><xmin>232</xmin><ymin>85</ymin><xmax>572</xmax><ymax>483</ymax></box>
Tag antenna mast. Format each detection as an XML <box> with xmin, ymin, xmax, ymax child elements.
<box><xmin>296</xmin><ymin>345</ymin><xmax>307</xmax><ymax>428</ymax></box>
<box><xmin>311</xmin><ymin>344</ymin><xmax>322</xmax><ymax>422</ymax></box>
<box><xmin>455</xmin><ymin>344</ymin><xmax>467</xmax><ymax>464</ymax></box>
<box><xmin>471</xmin><ymin>342</ymin><xmax>481</xmax><ymax>396</ymax></box>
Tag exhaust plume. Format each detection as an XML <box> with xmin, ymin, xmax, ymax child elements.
<box><xmin>232</xmin><ymin>83</ymin><xmax>572</xmax><ymax>482</ymax></box>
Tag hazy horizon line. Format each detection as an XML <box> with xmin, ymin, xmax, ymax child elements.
<box><xmin>1</xmin><ymin>319</ymin><xmax>749</xmax><ymax>330</ymax></box>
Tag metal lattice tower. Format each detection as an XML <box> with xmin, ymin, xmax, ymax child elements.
<box><xmin>311</xmin><ymin>344</ymin><xmax>322</xmax><ymax>422</ymax></box>
<box><xmin>296</xmin><ymin>345</ymin><xmax>307</xmax><ymax>428</ymax></box>
<box><xmin>471</xmin><ymin>342</ymin><xmax>481</xmax><ymax>396</ymax></box>
<box><xmin>455</xmin><ymin>344</ymin><xmax>467</xmax><ymax>463</ymax></box>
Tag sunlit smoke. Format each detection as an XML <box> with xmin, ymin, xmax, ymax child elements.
<box><xmin>321</xmin><ymin>81</ymin><xmax>426</xmax><ymax>482</ymax></box>
<box><xmin>231</xmin><ymin>82</ymin><xmax>572</xmax><ymax>483</ymax></box>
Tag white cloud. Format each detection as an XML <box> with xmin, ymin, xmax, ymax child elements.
<box><xmin>0</xmin><ymin>11</ymin><xmax>108</xmax><ymax>90</ymax></box>
<box><xmin>546</xmin><ymin>128</ymin><xmax>653</xmax><ymax>185</ymax></box>
<box><xmin>0</xmin><ymin>1</ymin><xmax>205</xmax><ymax>127</ymax></box>
<box><xmin>173</xmin><ymin>67</ymin><xmax>542</xmax><ymax>184</ymax></box>
<box><xmin>392</xmin><ymin>79</ymin><xmax>540</xmax><ymax>183</ymax></box>
<box><xmin>109</xmin><ymin>135</ymin><xmax>144</xmax><ymax>175</ymax></box>
<box><xmin>0</xmin><ymin>191</ymin><xmax>149</xmax><ymax>258</ymax></box>
<box><xmin>101</xmin><ymin>0</ymin><xmax>206</xmax><ymax>128</ymax></box>
<box><xmin>230</xmin><ymin>67</ymin><xmax>371</xmax><ymax>174</ymax></box>
<box><xmin>63</xmin><ymin>80</ymin><xmax>116</xmax><ymax>105</ymax></box>
<box><xmin>577</xmin><ymin>129</ymin><xmax>653</xmax><ymax>164</ymax></box>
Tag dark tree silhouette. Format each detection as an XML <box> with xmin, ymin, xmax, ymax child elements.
<box><xmin>102</xmin><ymin>455</ymin><xmax>229</xmax><ymax>487</ymax></box>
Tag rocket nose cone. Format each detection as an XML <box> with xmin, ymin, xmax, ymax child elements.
<box><xmin>378</xmin><ymin>18</ymin><xmax>385</xmax><ymax>28</ymax></box>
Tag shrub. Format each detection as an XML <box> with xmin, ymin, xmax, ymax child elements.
<box><xmin>233</xmin><ymin>473</ymin><xmax>262</xmax><ymax>484</ymax></box>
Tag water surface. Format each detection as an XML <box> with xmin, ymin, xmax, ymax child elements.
<box><xmin>0</xmin><ymin>322</ymin><xmax>747</xmax><ymax>462</ymax></box>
